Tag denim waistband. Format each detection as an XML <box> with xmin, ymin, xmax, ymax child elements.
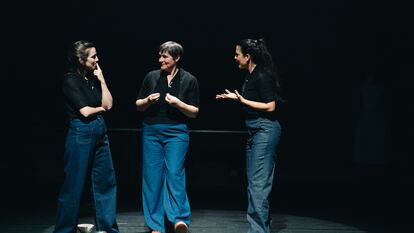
<box><xmin>69</xmin><ymin>115</ymin><xmax>105</xmax><ymax>127</ymax></box>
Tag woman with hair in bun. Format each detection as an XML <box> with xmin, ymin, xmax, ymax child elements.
<box><xmin>216</xmin><ymin>38</ymin><xmax>283</xmax><ymax>233</ymax></box>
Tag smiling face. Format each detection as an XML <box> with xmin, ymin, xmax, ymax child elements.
<box><xmin>234</xmin><ymin>45</ymin><xmax>249</xmax><ymax>70</ymax></box>
<box><xmin>159</xmin><ymin>51</ymin><xmax>178</xmax><ymax>72</ymax></box>
<box><xmin>81</xmin><ymin>47</ymin><xmax>99</xmax><ymax>70</ymax></box>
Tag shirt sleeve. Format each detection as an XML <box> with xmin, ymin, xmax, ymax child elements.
<box><xmin>137</xmin><ymin>73</ymin><xmax>151</xmax><ymax>100</ymax></box>
<box><xmin>186</xmin><ymin>77</ymin><xmax>200</xmax><ymax>108</ymax></box>
<box><xmin>255</xmin><ymin>72</ymin><xmax>276</xmax><ymax>103</ymax></box>
<box><xmin>62</xmin><ymin>75</ymin><xmax>89</xmax><ymax>110</ymax></box>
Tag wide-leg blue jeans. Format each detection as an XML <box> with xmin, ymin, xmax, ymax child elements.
<box><xmin>54</xmin><ymin>116</ymin><xmax>119</xmax><ymax>233</ymax></box>
<box><xmin>141</xmin><ymin>123</ymin><xmax>191</xmax><ymax>233</ymax></box>
<box><xmin>245</xmin><ymin>117</ymin><xmax>281</xmax><ymax>233</ymax></box>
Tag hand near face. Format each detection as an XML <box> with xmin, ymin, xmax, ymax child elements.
<box><xmin>165</xmin><ymin>93</ymin><xmax>181</xmax><ymax>106</ymax></box>
<box><xmin>215</xmin><ymin>89</ymin><xmax>238</xmax><ymax>100</ymax></box>
<box><xmin>147</xmin><ymin>93</ymin><xmax>161</xmax><ymax>104</ymax></box>
<box><xmin>93</xmin><ymin>63</ymin><xmax>104</xmax><ymax>82</ymax></box>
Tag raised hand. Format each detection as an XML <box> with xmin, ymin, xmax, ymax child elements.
<box><xmin>215</xmin><ymin>89</ymin><xmax>238</xmax><ymax>100</ymax></box>
<box><xmin>234</xmin><ymin>90</ymin><xmax>245</xmax><ymax>102</ymax></box>
<box><xmin>165</xmin><ymin>93</ymin><xmax>181</xmax><ymax>106</ymax></box>
<box><xmin>147</xmin><ymin>93</ymin><xmax>161</xmax><ymax>104</ymax></box>
<box><xmin>93</xmin><ymin>63</ymin><xmax>105</xmax><ymax>82</ymax></box>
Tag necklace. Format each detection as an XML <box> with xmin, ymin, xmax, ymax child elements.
<box><xmin>167</xmin><ymin>69</ymin><xmax>178</xmax><ymax>88</ymax></box>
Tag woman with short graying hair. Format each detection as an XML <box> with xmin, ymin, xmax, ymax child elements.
<box><xmin>136</xmin><ymin>41</ymin><xmax>199</xmax><ymax>233</ymax></box>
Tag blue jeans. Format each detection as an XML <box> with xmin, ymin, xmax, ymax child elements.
<box><xmin>245</xmin><ymin>117</ymin><xmax>281</xmax><ymax>233</ymax></box>
<box><xmin>141</xmin><ymin>123</ymin><xmax>191</xmax><ymax>233</ymax></box>
<box><xmin>54</xmin><ymin>116</ymin><xmax>119</xmax><ymax>233</ymax></box>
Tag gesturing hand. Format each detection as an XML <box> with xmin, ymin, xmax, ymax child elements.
<box><xmin>165</xmin><ymin>93</ymin><xmax>181</xmax><ymax>106</ymax></box>
<box><xmin>216</xmin><ymin>89</ymin><xmax>238</xmax><ymax>100</ymax></box>
<box><xmin>234</xmin><ymin>90</ymin><xmax>245</xmax><ymax>103</ymax></box>
<box><xmin>147</xmin><ymin>93</ymin><xmax>161</xmax><ymax>104</ymax></box>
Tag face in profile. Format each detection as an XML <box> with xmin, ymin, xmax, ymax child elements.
<box><xmin>81</xmin><ymin>47</ymin><xmax>99</xmax><ymax>70</ymax></box>
<box><xmin>159</xmin><ymin>52</ymin><xmax>178</xmax><ymax>72</ymax></box>
<box><xmin>234</xmin><ymin>45</ymin><xmax>249</xmax><ymax>70</ymax></box>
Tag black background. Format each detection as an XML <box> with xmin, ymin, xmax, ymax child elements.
<box><xmin>2</xmin><ymin>0</ymin><xmax>413</xmax><ymax>231</ymax></box>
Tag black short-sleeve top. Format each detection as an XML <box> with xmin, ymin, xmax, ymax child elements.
<box><xmin>137</xmin><ymin>68</ymin><xmax>200</xmax><ymax>124</ymax></box>
<box><xmin>62</xmin><ymin>72</ymin><xmax>102</xmax><ymax>120</ymax></box>
<box><xmin>241</xmin><ymin>66</ymin><xmax>277</xmax><ymax>120</ymax></box>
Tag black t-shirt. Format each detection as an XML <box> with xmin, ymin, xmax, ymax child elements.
<box><xmin>137</xmin><ymin>68</ymin><xmax>199</xmax><ymax>124</ymax></box>
<box><xmin>241</xmin><ymin>66</ymin><xmax>277</xmax><ymax>120</ymax></box>
<box><xmin>62</xmin><ymin>72</ymin><xmax>102</xmax><ymax>120</ymax></box>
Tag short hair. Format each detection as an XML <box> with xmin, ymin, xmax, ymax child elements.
<box><xmin>159</xmin><ymin>41</ymin><xmax>184</xmax><ymax>60</ymax></box>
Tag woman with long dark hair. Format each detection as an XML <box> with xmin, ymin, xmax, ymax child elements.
<box><xmin>53</xmin><ymin>40</ymin><xmax>120</xmax><ymax>233</ymax></box>
<box><xmin>216</xmin><ymin>38</ymin><xmax>283</xmax><ymax>233</ymax></box>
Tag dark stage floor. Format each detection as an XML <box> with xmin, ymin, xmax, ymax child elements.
<box><xmin>0</xmin><ymin>210</ymin><xmax>390</xmax><ymax>233</ymax></box>
<box><xmin>1</xmin><ymin>131</ymin><xmax>412</xmax><ymax>233</ymax></box>
<box><xmin>0</xmin><ymin>205</ymin><xmax>405</xmax><ymax>233</ymax></box>
<box><xmin>1</xmin><ymin>169</ymin><xmax>410</xmax><ymax>233</ymax></box>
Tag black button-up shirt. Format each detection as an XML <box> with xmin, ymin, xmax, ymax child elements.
<box><xmin>62</xmin><ymin>72</ymin><xmax>102</xmax><ymax>120</ymax></box>
<box><xmin>241</xmin><ymin>66</ymin><xmax>277</xmax><ymax>120</ymax></box>
<box><xmin>137</xmin><ymin>68</ymin><xmax>200</xmax><ymax>124</ymax></box>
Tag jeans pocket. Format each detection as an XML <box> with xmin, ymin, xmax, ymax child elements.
<box><xmin>75</xmin><ymin>127</ymin><xmax>93</xmax><ymax>144</ymax></box>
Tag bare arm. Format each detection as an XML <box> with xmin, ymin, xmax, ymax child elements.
<box><xmin>216</xmin><ymin>89</ymin><xmax>276</xmax><ymax>112</ymax></box>
<box><xmin>165</xmin><ymin>93</ymin><xmax>199</xmax><ymax>118</ymax></box>
<box><xmin>94</xmin><ymin>63</ymin><xmax>113</xmax><ymax>110</ymax></box>
<box><xmin>136</xmin><ymin>93</ymin><xmax>161</xmax><ymax>111</ymax></box>
<box><xmin>235</xmin><ymin>90</ymin><xmax>275</xmax><ymax>112</ymax></box>
<box><xmin>79</xmin><ymin>106</ymin><xmax>106</xmax><ymax>118</ymax></box>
